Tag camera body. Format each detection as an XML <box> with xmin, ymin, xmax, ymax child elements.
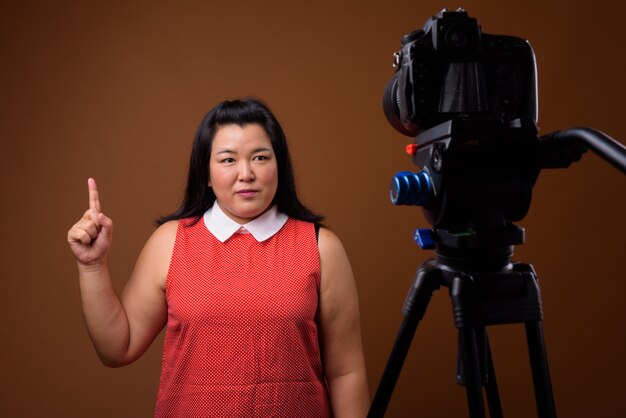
<box><xmin>386</xmin><ymin>10</ymin><xmax>546</xmax><ymax>247</ymax></box>
<box><xmin>384</xmin><ymin>9</ymin><xmax>538</xmax><ymax>136</ymax></box>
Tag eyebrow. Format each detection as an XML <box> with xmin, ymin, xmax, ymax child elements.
<box><xmin>215</xmin><ymin>147</ymin><xmax>273</xmax><ymax>155</ymax></box>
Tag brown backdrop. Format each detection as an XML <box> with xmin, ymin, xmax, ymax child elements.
<box><xmin>1</xmin><ymin>0</ymin><xmax>625</xmax><ymax>417</ymax></box>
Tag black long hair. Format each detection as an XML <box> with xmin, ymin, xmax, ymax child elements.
<box><xmin>157</xmin><ymin>98</ymin><xmax>323</xmax><ymax>226</ymax></box>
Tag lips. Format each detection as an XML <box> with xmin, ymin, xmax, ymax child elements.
<box><xmin>236</xmin><ymin>189</ymin><xmax>258</xmax><ymax>198</ymax></box>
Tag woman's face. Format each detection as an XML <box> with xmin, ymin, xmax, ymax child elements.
<box><xmin>209</xmin><ymin>123</ymin><xmax>279</xmax><ymax>224</ymax></box>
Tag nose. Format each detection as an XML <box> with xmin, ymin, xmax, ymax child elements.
<box><xmin>238</xmin><ymin>161</ymin><xmax>255</xmax><ymax>182</ymax></box>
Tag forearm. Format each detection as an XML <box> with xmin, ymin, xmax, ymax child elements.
<box><xmin>77</xmin><ymin>262</ymin><xmax>131</xmax><ymax>366</ymax></box>
<box><xmin>327</xmin><ymin>370</ymin><xmax>370</xmax><ymax>418</ymax></box>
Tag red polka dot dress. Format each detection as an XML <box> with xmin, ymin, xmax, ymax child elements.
<box><xmin>154</xmin><ymin>209</ymin><xmax>331</xmax><ymax>417</ymax></box>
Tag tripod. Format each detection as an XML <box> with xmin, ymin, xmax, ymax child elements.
<box><xmin>368</xmin><ymin>226</ymin><xmax>556</xmax><ymax>418</ymax></box>
<box><xmin>370</xmin><ymin>112</ymin><xmax>626</xmax><ymax>417</ymax></box>
<box><xmin>377</xmin><ymin>8</ymin><xmax>626</xmax><ymax>413</ymax></box>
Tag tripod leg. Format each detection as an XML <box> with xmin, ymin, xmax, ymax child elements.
<box><xmin>458</xmin><ymin>327</ymin><xmax>487</xmax><ymax>418</ymax></box>
<box><xmin>368</xmin><ymin>264</ymin><xmax>441</xmax><ymax>418</ymax></box>
<box><xmin>457</xmin><ymin>327</ymin><xmax>503</xmax><ymax>418</ymax></box>
<box><xmin>484</xmin><ymin>333</ymin><xmax>503</xmax><ymax>418</ymax></box>
<box><xmin>525</xmin><ymin>321</ymin><xmax>557</xmax><ymax>418</ymax></box>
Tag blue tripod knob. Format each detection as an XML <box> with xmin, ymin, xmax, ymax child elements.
<box><xmin>390</xmin><ymin>170</ymin><xmax>433</xmax><ymax>206</ymax></box>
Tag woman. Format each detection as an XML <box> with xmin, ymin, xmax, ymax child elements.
<box><xmin>67</xmin><ymin>98</ymin><xmax>369</xmax><ymax>417</ymax></box>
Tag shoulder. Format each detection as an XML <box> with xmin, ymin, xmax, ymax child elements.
<box><xmin>317</xmin><ymin>227</ymin><xmax>350</xmax><ymax>265</ymax></box>
<box><xmin>131</xmin><ymin>221</ymin><xmax>179</xmax><ymax>291</ymax></box>
<box><xmin>316</xmin><ymin>228</ymin><xmax>356</xmax><ymax>297</ymax></box>
<box><xmin>141</xmin><ymin>220</ymin><xmax>179</xmax><ymax>264</ymax></box>
<box><xmin>318</xmin><ymin>227</ymin><xmax>341</xmax><ymax>248</ymax></box>
<box><xmin>149</xmin><ymin>220</ymin><xmax>179</xmax><ymax>247</ymax></box>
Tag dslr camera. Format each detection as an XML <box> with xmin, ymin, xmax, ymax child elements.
<box><xmin>384</xmin><ymin>8</ymin><xmax>538</xmax><ymax>136</ymax></box>
<box><xmin>384</xmin><ymin>9</ymin><xmax>543</xmax><ymax>239</ymax></box>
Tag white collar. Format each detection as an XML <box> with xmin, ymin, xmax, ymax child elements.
<box><xmin>203</xmin><ymin>201</ymin><xmax>288</xmax><ymax>243</ymax></box>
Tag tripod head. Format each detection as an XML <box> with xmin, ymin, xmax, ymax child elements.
<box><xmin>383</xmin><ymin>8</ymin><xmax>624</xmax><ymax>270</ymax></box>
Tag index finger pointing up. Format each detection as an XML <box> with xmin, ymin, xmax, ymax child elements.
<box><xmin>88</xmin><ymin>178</ymin><xmax>101</xmax><ymax>212</ymax></box>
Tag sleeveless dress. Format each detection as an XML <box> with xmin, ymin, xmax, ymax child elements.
<box><xmin>154</xmin><ymin>216</ymin><xmax>331</xmax><ymax>417</ymax></box>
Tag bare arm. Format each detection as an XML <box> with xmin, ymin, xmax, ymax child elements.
<box><xmin>318</xmin><ymin>228</ymin><xmax>370</xmax><ymax>417</ymax></box>
<box><xmin>67</xmin><ymin>178</ymin><xmax>175</xmax><ymax>367</ymax></box>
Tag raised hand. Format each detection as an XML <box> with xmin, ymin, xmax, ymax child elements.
<box><xmin>67</xmin><ymin>178</ymin><xmax>113</xmax><ymax>266</ymax></box>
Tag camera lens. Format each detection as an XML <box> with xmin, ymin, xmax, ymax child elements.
<box><xmin>383</xmin><ymin>76</ymin><xmax>418</xmax><ymax>137</ymax></box>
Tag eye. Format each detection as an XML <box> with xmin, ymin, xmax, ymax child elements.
<box><xmin>253</xmin><ymin>154</ymin><xmax>271</xmax><ymax>161</ymax></box>
<box><xmin>220</xmin><ymin>157</ymin><xmax>235</xmax><ymax>164</ymax></box>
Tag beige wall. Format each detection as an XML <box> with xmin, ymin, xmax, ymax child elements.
<box><xmin>1</xmin><ymin>0</ymin><xmax>624</xmax><ymax>416</ymax></box>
